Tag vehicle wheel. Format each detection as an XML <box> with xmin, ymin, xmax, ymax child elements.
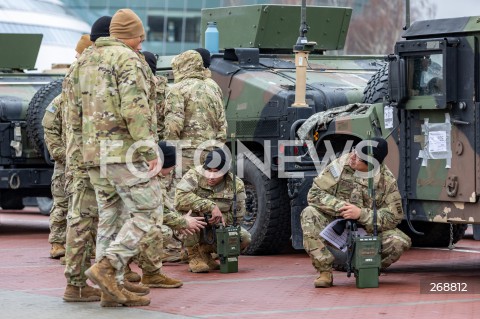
<box><xmin>398</xmin><ymin>221</ymin><xmax>467</xmax><ymax>247</ymax></box>
<box><xmin>37</xmin><ymin>197</ymin><xmax>53</xmax><ymax>216</ymax></box>
<box><xmin>0</xmin><ymin>192</ymin><xmax>25</xmax><ymax>210</ymax></box>
<box><xmin>362</xmin><ymin>63</ymin><xmax>389</xmax><ymax>104</ymax></box>
<box><xmin>26</xmin><ymin>79</ymin><xmax>63</xmax><ymax>154</ymax></box>
<box><xmin>240</xmin><ymin>154</ymin><xmax>291</xmax><ymax>255</ymax></box>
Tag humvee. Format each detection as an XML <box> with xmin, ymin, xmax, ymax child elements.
<box><xmin>158</xmin><ymin>4</ymin><xmax>386</xmax><ymax>254</ymax></box>
<box><xmin>0</xmin><ymin>34</ymin><xmax>63</xmax><ymax>214</ymax></box>
<box><xmin>300</xmin><ymin>14</ymin><xmax>480</xmax><ymax>245</ymax></box>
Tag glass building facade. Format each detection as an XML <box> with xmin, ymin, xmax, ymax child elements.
<box><xmin>62</xmin><ymin>0</ymin><xmax>360</xmax><ymax>55</ymax></box>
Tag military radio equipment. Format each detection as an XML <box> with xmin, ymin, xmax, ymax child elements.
<box><xmin>346</xmin><ymin>143</ymin><xmax>381</xmax><ymax>288</ymax></box>
<box><xmin>216</xmin><ymin>133</ymin><xmax>241</xmax><ymax>273</ymax></box>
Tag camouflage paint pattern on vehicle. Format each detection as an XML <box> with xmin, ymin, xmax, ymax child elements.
<box><xmin>302</xmin><ymin>16</ymin><xmax>480</xmax><ymax>231</ymax></box>
<box><xmin>0</xmin><ymin>34</ymin><xmax>64</xmax><ymax>207</ymax></box>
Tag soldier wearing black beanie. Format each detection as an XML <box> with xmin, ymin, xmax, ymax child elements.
<box><xmin>90</xmin><ymin>16</ymin><xmax>112</xmax><ymax>42</ymax></box>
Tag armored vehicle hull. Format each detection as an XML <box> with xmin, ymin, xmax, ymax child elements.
<box><xmin>0</xmin><ymin>34</ymin><xmax>63</xmax><ymax>211</ymax></box>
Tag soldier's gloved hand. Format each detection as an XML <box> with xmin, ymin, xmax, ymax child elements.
<box><xmin>339</xmin><ymin>203</ymin><xmax>361</xmax><ymax>220</ymax></box>
<box><xmin>184</xmin><ymin>210</ymin><xmax>207</xmax><ymax>234</ymax></box>
<box><xmin>209</xmin><ymin>205</ymin><xmax>225</xmax><ymax>226</ymax></box>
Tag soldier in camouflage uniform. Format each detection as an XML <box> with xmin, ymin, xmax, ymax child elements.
<box><xmin>130</xmin><ymin>141</ymin><xmax>206</xmax><ymax>287</ymax></box>
<box><xmin>65</xmin><ymin>9</ymin><xmax>158</xmax><ymax>307</ymax></box>
<box><xmin>60</xmin><ymin>31</ymin><xmax>103</xmax><ymax>302</ymax></box>
<box><xmin>194</xmin><ymin>48</ymin><xmax>223</xmax><ymax>101</ymax></box>
<box><xmin>175</xmin><ymin>148</ymin><xmax>251</xmax><ymax>273</ymax></box>
<box><xmin>164</xmin><ymin>49</ymin><xmax>227</xmax><ymax>175</ymax></box>
<box><xmin>42</xmin><ymin>94</ymin><xmax>68</xmax><ymax>259</ymax></box>
<box><xmin>300</xmin><ymin>137</ymin><xmax>411</xmax><ymax>288</ymax></box>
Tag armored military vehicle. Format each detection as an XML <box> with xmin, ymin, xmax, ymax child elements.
<box><xmin>183</xmin><ymin>4</ymin><xmax>385</xmax><ymax>254</ymax></box>
<box><xmin>298</xmin><ymin>14</ymin><xmax>480</xmax><ymax>246</ymax></box>
<box><xmin>0</xmin><ymin>34</ymin><xmax>63</xmax><ymax>214</ymax></box>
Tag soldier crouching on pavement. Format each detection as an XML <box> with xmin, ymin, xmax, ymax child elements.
<box><xmin>125</xmin><ymin>141</ymin><xmax>207</xmax><ymax>290</ymax></box>
<box><xmin>174</xmin><ymin>148</ymin><xmax>251</xmax><ymax>273</ymax></box>
<box><xmin>300</xmin><ymin>137</ymin><xmax>411</xmax><ymax>288</ymax></box>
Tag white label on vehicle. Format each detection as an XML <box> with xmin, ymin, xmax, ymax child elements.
<box><xmin>428</xmin><ymin>131</ymin><xmax>447</xmax><ymax>153</ymax></box>
<box><xmin>384</xmin><ymin>106</ymin><xmax>394</xmax><ymax>129</ymax></box>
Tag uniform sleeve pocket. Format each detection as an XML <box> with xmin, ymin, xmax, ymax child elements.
<box><xmin>128</xmin><ymin>177</ymin><xmax>162</xmax><ymax>210</ymax></box>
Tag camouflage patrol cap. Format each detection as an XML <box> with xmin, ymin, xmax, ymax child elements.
<box><xmin>359</xmin><ymin>137</ymin><xmax>388</xmax><ymax>164</ymax></box>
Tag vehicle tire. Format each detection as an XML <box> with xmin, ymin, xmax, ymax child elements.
<box><xmin>26</xmin><ymin>79</ymin><xmax>63</xmax><ymax>154</ymax></box>
<box><xmin>240</xmin><ymin>154</ymin><xmax>291</xmax><ymax>255</ymax></box>
<box><xmin>398</xmin><ymin>221</ymin><xmax>467</xmax><ymax>247</ymax></box>
<box><xmin>37</xmin><ymin>197</ymin><xmax>53</xmax><ymax>216</ymax></box>
<box><xmin>362</xmin><ymin>63</ymin><xmax>389</xmax><ymax>104</ymax></box>
<box><xmin>0</xmin><ymin>192</ymin><xmax>25</xmax><ymax>210</ymax></box>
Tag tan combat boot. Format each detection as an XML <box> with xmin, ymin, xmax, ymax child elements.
<box><xmin>141</xmin><ymin>272</ymin><xmax>183</xmax><ymax>288</ymax></box>
<box><xmin>50</xmin><ymin>243</ymin><xmax>65</xmax><ymax>259</ymax></box>
<box><xmin>121</xmin><ymin>280</ymin><xmax>150</xmax><ymax>296</ymax></box>
<box><xmin>85</xmin><ymin>258</ymin><xmax>126</xmax><ymax>303</ymax></box>
<box><xmin>63</xmin><ymin>284</ymin><xmax>101</xmax><ymax>302</ymax></box>
<box><xmin>200</xmin><ymin>245</ymin><xmax>220</xmax><ymax>270</ymax></box>
<box><xmin>100</xmin><ymin>289</ymin><xmax>151</xmax><ymax>307</ymax></box>
<box><xmin>124</xmin><ymin>263</ymin><xmax>141</xmax><ymax>282</ymax></box>
<box><xmin>314</xmin><ymin>271</ymin><xmax>333</xmax><ymax>288</ymax></box>
<box><xmin>187</xmin><ymin>245</ymin><xmax>210</xmax><ymax>273</ymax></box>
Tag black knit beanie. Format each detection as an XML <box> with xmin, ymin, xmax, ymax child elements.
<box><xmin>142</xmin><ymin>51</ymin><xmax>157</xmax><ymax>75</ymax></box>
<box><xmin>158</xmin><ymin>141</ymin><xmax>176</xmax><ymax>169</ymax></box>
<box><xmin>90</xmin><ymin>16</ymin><xmax>112</xmax><ymax>42</ymax></box>
<box><xmin>359</xmin><ymin>137</ymin><xmax>388</xmax><ymax>164</ymax></box>
<box><xmin>203</xmin><ymin>148</ymin><xmax>230</xmax><ymax>170</ymax></box>
<box><xmin>194</xmin><ymin>48</ymin><xmax>211</xmax><ymax>68</ymax></box>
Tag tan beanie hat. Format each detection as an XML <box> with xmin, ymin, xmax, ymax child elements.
<box><xmin>110</xmin><ymin>8</ymin><xmax>145</xmax><ymax>39</ymax></box>
<box><xmin>75</xmin><ymin>34</ymin><xmax>93</xmax><ymax>54</ymax></box>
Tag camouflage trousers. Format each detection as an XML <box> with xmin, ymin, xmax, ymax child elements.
<box><xmin>48</xmin><ymin>162</ymin><xmax>68</xmax><ymax>245</ymax></box>
<box><xmin>134</xmin><ymin>209</ymin><xmax>164</xmax><ymax>275</ymax></box>
<box><xmin>162</xmin><ymin>228</ymin><xmax>184</xmax><ymax>262</ymax></box>
<box><xmin>300</xmin><ymin>206</ymin><xmax>411</xmax><ymax>272</ymax></box>
<box><xmin>64</xmin><ymin>175</ymin><xmax>98</xmax><ymax>287</ymax></box>
<box><xmin>88</xmin><ymin>163</ymin><xmax>163</xmax><ymax>275</ymax></box>
<box><xmin>130</xmin><ymin>224</ymin><xmax>180</xmax><ymax>273</ymax></box>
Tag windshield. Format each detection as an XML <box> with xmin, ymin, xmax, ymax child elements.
<box><xmin>406</xmin><ymin>53</ymin><xmax>443</xmax><ymax>97</ymax></box>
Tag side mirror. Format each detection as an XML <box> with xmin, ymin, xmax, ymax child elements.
<box><xmin>388</xmin><ymin>56</ymin><xmax>407</xmax><ymax>107</ymax></box>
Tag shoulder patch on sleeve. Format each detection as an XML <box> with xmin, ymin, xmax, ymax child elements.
<box><xmin>46</xmin><ymin>103</ymin><xmax>58</xmax><ymax>114</ymax></box>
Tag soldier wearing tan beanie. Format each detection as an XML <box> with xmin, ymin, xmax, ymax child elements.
<box><xmin>110</xmin><ymin>8</ymin><xmax>145</xmax><ymax>40</ymax></box>
<box><xmin>75</xmin><ymin>34</ymin><xmax>93</xmax><ymax>56</ymax></box>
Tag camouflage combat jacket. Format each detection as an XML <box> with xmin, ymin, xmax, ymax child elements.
<box><xmin>164</xmin><ymin>50</ymin><xmax>227</xmax><ymax>151</ymax></box>
<box><xmin>64</xmin><ymin>37</ymin><xmax>157</xmax><ymax>167</ymax></box>
<box><xmin>42</xmin><ymin>94</ymin><xmax>65</xmax><ymax>163</ymax></box>
<box><xmin>174</xmin><ymin>166</ymin><xmax>246</xmax><ymax>226</ymax></box>
<box><xmin>308</xmin><ymin>154</ymin><xmax>404</xmax><ymax>233</ymax></box>
<box><xmin>160</xmin><ymin>176</ymin><xmax>187</xmax><ymax>229</ymax></box>
<box><xmin>154</xmin><ymin>75</ymin><xmax>168</xmax><ymax>140</ymax></box>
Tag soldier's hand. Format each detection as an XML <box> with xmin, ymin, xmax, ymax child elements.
<box><xmin>339</xmin><ymin>203</ymin><xmax>361</xmax><ymax>220</ymax></box>
<box><xmin>184</xmin><ymin>210</ymin><xmax>207</xmax><ymax>233</ymax></box>
<box><xmin>209</xmin><ymin>205</ymin><xmax>225</xmax><ymax>226</ymax></box>
<box><xmin>147</xmin><ymin>158</ymin><xmax>160</xmax><ymax>173</ymax></box>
